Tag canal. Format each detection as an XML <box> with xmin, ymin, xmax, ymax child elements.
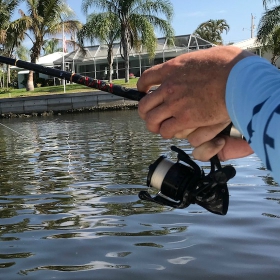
<box><xmin>0</xmin><ymin>109</ymin><xmax>279</xmax><ymax>279</ymax></box>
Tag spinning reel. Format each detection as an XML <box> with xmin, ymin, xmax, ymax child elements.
<box><xmin>139</xmin><ymin>146</ymin><xmax>236</xmax><ymax>215</ymax></box>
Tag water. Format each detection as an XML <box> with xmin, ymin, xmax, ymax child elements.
<box><xmin>0</xmin><ymin>110</ymin><xmax>279</xmax><ymax>280</ymax></box>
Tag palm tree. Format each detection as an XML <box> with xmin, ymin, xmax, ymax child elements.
<box><xmin>265</xmin><ymin>26</ymin><xmax>280</xmax><ymax>64</ymax></box>
<box><xmin>257</xmin><ymin>4</ymin><xmax>280</xmax><ymax>38</ymax></box>
<box><xmin>15</xmin><ymin>44</ymin><xmax>30</xmax><ymax>60</ymax></box>
<box><xmin>10</xmin><ymin>0</ymin><xmax>82</xmax><ymax>91</ymax></box>
<box><xmin>257</xmin><ymin>4</ymin><xmax>280</xmax><ymax>65</ymax></box>
<box><xmin>77</xmin><ymin>12</ymin><xmax>120</xmax><ymax>82</ymax></box>
<box><xmin>43</xmin><ymin>38</ymin><xmax>63</xmax><ymax>55</ymax></box>
<box><xmin>263</xmin><ymin>0</ymin><xmax>280</xmax><ymax>9</ymax></box>
<box><xmin>194</xmin><ymin>19</ymin><xmax>230</xmax><ymax>45</ymax></box>
<box><xmin>0</xmin><ymin>0</ymin><xmax>22</xmax><ymax>45</ymax></box>
<box><xmin>0</xmin><ymin>0</ymin><xmax>23</xmax><ymax>87</ymax></box>
<box><xmin>81</xmin><ymin>0</ymin><xmax>174</xmax><ymax>83</ymax></box>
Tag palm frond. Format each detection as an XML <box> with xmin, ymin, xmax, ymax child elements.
<box><xmin>193</xmin><ymin>19</ymin><xmax>229</xmax><ymax>44</ymax></box>
<box><xmin>82</xmin><ymin>0</ymin><xmax>118</xmax><ymax>14</ymax></box>
<box><xmin>257</xmin><ymin>6</ymin><xmax>280</xmax><ymax>41</ymax></box>
<box><xmin>263</xmin><ymin>0</ymin><xmax>280</xmax><ymax>9</ymax></box>
<box><xmin>78</xmin><ymin>12</ymin><xmax>120</xmax><ymax>45</ymax></box>
<box><xmin>134</xmin><ymin>0</ymin><xmax>174</xmax><ymax>21</ymax></box>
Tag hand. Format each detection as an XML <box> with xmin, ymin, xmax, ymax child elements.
<box><xmin>191</xmin><ymin>136</ymin><xmax>254</xmax><ymax>162</ymax></box>
<box><xmin>182</xmin><ymin>126</ymin><xmax>254</xmax><ymax>162</ymax></box>
<box><xmin>137</xmin><ymin>46</ymin><xmax>255</xmax><ymax>161</ymax></box>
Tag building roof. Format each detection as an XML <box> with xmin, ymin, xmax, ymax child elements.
<box><xmin>232</xmin><ymin>37</ymin><xmax>261</xmax><ymax>50</ymax></box>
<box><xmin>11</xmin><ymin>51</ymin><xmax>66</xmax><ymax>71</ymax></box>
<box><xmin>36</xmin><ymin>52</ymin><xmax>66</xmax><ymax>66</ymax></box>
<box><xmin>53</xmin><ymin>34</ymin><xmax>215</xmax><ymax>64</ymax></box>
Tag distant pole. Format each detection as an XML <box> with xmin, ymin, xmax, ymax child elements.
<box><xmin>62</xmin><ymin>20</ymin><xmax>66</xmax><ymax>93</ymax></box>
<box><xmin>251</xmin><ymin>13</ymin><xmax>255</xmax><ymax>38</ymax></box>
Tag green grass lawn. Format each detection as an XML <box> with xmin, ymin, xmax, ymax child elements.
<box><xmin>0</xmin><ymin>78</ymin><xmax>139</xmax><ymax>99</ymax></box>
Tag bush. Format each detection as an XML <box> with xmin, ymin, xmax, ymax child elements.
<box><xmin>35</xmin><ymin>77</ymin><xmax>47</xmax><ymax>87</ymax></box>
<box><xmin>45</xmin><ymin>79</ymin><xmax>54</xmax><ymax>86</ymax></box>
<box><xmin>0</xmin><ymin>88</ymin><xmax>13</xmax><ymax>95</ymax></box>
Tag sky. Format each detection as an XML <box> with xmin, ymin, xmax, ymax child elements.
<box><xmin>14</xmin><ymin>0</ymin><xmax>269</xmax><ymax>47</ymax></box>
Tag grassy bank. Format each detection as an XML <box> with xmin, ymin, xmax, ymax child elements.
<box><xmin>0</xmin><ymin>78</ymin><xmax>139</xmax><ymax>99</ymax></box>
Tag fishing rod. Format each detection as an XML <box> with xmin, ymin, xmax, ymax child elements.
<box><xmin>0</xmin><ymin>54</ymin><xmax>240</xmax><ymax>216</ymax></box>
<box><xmin>0</xmin><ymin>55</ymin><xmax>248</xmax><ymax>138</ymax></box>
<box><xmin>0</xmin><ymin>55</ymin><xmax>146</xmax><ymax>101</ymax></box>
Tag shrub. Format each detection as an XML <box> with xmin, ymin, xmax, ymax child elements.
<box><xmin>0</xmin><ymin>88</ymin><xmax>13</xmax><ymax>95</ymax></box>
<box><xmin>35</xmin><ymin>77</ymin><xmax>47</xmax><ymax>87</ymax></box>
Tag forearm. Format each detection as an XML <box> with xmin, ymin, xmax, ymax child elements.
<box><xmin>226</xmin><ymin>56</ymin><xmax>280</xmax><ymax>182</ymax></box>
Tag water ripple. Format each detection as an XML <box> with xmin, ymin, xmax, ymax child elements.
<box><xmin>0</xmin><ymin>111</ymin><xmax>280</xmax><ymax>279</ymax></box>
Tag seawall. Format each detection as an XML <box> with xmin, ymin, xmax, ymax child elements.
<box><xmin>0</xmin><ymin>91</ymin><xmax>139</xmax><ymax>118</ymax></box>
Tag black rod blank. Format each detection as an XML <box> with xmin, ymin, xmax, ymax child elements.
<box><xmin>0</xmin><ymin>55</ymin><xmax>146</xmax><ymax>101</ymax></box>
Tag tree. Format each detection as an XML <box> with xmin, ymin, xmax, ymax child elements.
<box><xmin>14</xmin><ymin>44</ymin><xmax>29</xmax><ymax>60</ymax></box>
<box><xmin>0</xmin><ymin>0</ymin><xmax>23</xmax><ymax>87</ymax></box>
<box><xmin>194</xmin><ymin>19</ymin><xmax>230</xmax><ymax>45</ymax></box>
<box><xmin>81</xmin><ymin>0</ymin><xmax>174</xmax><ymax>83</ymax></box>
<box><xmin>77</xmin><ymin>12</ymin><xmax>120</xmax><ymax>82</ymax></box>
<box><xmin>43</xmin><ymin>38</ymin><xmax>63</xmax><ymax>55</ymax></box>
<box><xmin>10</xmin><ymin>0</ymin><xmax>82</xmax><ymax>91</ymax></box>
<box><xmin>0</xmin><ymin>0</ymin><xmax>22</xmax><ymax>45</ymax></box>
<box><xmin>257</xmin><ymin>4</ymin><xmax>280</xmax><ymax>39</ymax></box>
<box><xmin>264</xmin><ymin>27</ymin><xmax>280</xmax><ymax>65</ymax></box>
<box><xmin>257</xmin><ymin>4</ymin><xmax>280</xmax><ymax>65</ymax></box>
<box><xmin>263</xmin><ymin>0</ymin><xmax>280</xmax><ymax>9</ymax></box>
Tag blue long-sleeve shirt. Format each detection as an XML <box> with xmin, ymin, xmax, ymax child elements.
<box><xmin>226</xmin><ymin>55</ymin><xmax>280</xmax><ymax>183</ymax></box>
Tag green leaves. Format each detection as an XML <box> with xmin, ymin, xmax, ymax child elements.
<box><xmin>193</xmin><ymin>19</ymin><xmax>230</xmax><ymax>45</ymax></box>
<box><xmin>78</xmin><ymin>12</ymin><xmax>120</xmax><ymax>44</ymax></box>
<box><xmin>257</xmin><ymin>5</ymin><xmax>280</xmax><ymax>64</ymax></box>
<box><xmin>0</xmin><ymin>0</ymin><xmax>23</xmax><ymax>43</ymax></box>
<box><xmin>80</xmin><ymin>0</ymin><xmax>174</xmax><ymax>82</ymax></box>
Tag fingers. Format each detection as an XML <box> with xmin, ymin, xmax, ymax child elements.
<box><xmin>192</xmin><ymin>136</ymin><xmax>254</xmax><ymax>162</ymax></box>
<box><xmin>174</xmin><ymin>128</ymin><xmax>196</xmax><ymax>139</ymax></box>
<box><xmin>140</xmin><ymin>103</ymin><xmax>173</xmax><ymax>134</ymax></box>
<box><xmin>137</xmin><ymin>63</ymin><xmax>166</xmax><ymax>93</ymax></box>
<box><xmin>159</xmin><ymin>116</ymin><xmax>194</xmax><ymax>139</ymax></box>
<box><xmin>138</xmin><ymin>86</ymin><xmax>165</xmax><ymax>120</ymax></box>
<box><xmin>174</xmin><ymin>123</ymin><xmax>230</xmax><ymax>144</ymax></box>
<box><xmin>187</xmin><ymin>122</ymin><xmax>231</xmax><ymax>147</ymax></box>
<box><xmin>192</xmin><ymin>137</ymin><xmax>226</xmax><ymax>161</ymax></box>
<box><xmin>218</xmin><ymin>137</ymin><xmax>254</xmax><ymax>161</ymax></box>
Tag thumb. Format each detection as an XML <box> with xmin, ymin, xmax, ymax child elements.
<box><xmin>192</xmin><ymin>137</ymin><xmax>226</xmax><ymax>162</ymax></box>
<box><xmin>218</xmin><ymin>137</ymin><xmax>254</xmax><ymax>161</ymax></box>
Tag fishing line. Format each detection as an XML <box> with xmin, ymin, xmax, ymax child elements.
<box><xmin>0</xmin><ymin>120</ymin><xmax>95</xmax><ymax>181</ymax></box>
<box><xmin>0</xmin><ymin>121</ymin><xmax>38</xmax><ymax>143</ymax></box>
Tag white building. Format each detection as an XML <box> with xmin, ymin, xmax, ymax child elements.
<box><xmin>53</xmin><ymin>34</ymin><xmax>215</xmax><ymax>80</ymax></box>
<box><xmin>15</xmin><ymin>52</ymin><xmax>65</xmax><ymax>88</ymax></box>
<box><xmin>14</xmin><ymin>36</ymin><xmax>279</xmax><ymax>89</ymax></box>
<box><xmin>232</xmin><ymin>37</ymin><xmax>280</xmax><ymax>68</ymax></box>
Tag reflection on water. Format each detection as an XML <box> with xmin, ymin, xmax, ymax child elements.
<box><xmin>0</xmin><ymin>110</ymin><xmax>280</xmax><ymax>280</ymax></box>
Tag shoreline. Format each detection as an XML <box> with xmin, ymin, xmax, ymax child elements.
<box><xmin>0</xmin><ymin>91</ymin><xmax>139</xmax><ymax>118</ymax></box>
<box><xmin>0</xmin><ymin>103</ymin><xmax>138</xmax><ymax>119</ymax></box>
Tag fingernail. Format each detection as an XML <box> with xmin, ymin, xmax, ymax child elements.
<box><xmin>214</xmin><ymin>137</ymin><xmax>225</xmax><ymax>146</ymax></box>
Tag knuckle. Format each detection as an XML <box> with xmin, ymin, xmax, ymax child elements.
<box><xmin>137</xmin><ymin>100</ymin><xmax>149</xmax><ymax>118</ymax></box>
